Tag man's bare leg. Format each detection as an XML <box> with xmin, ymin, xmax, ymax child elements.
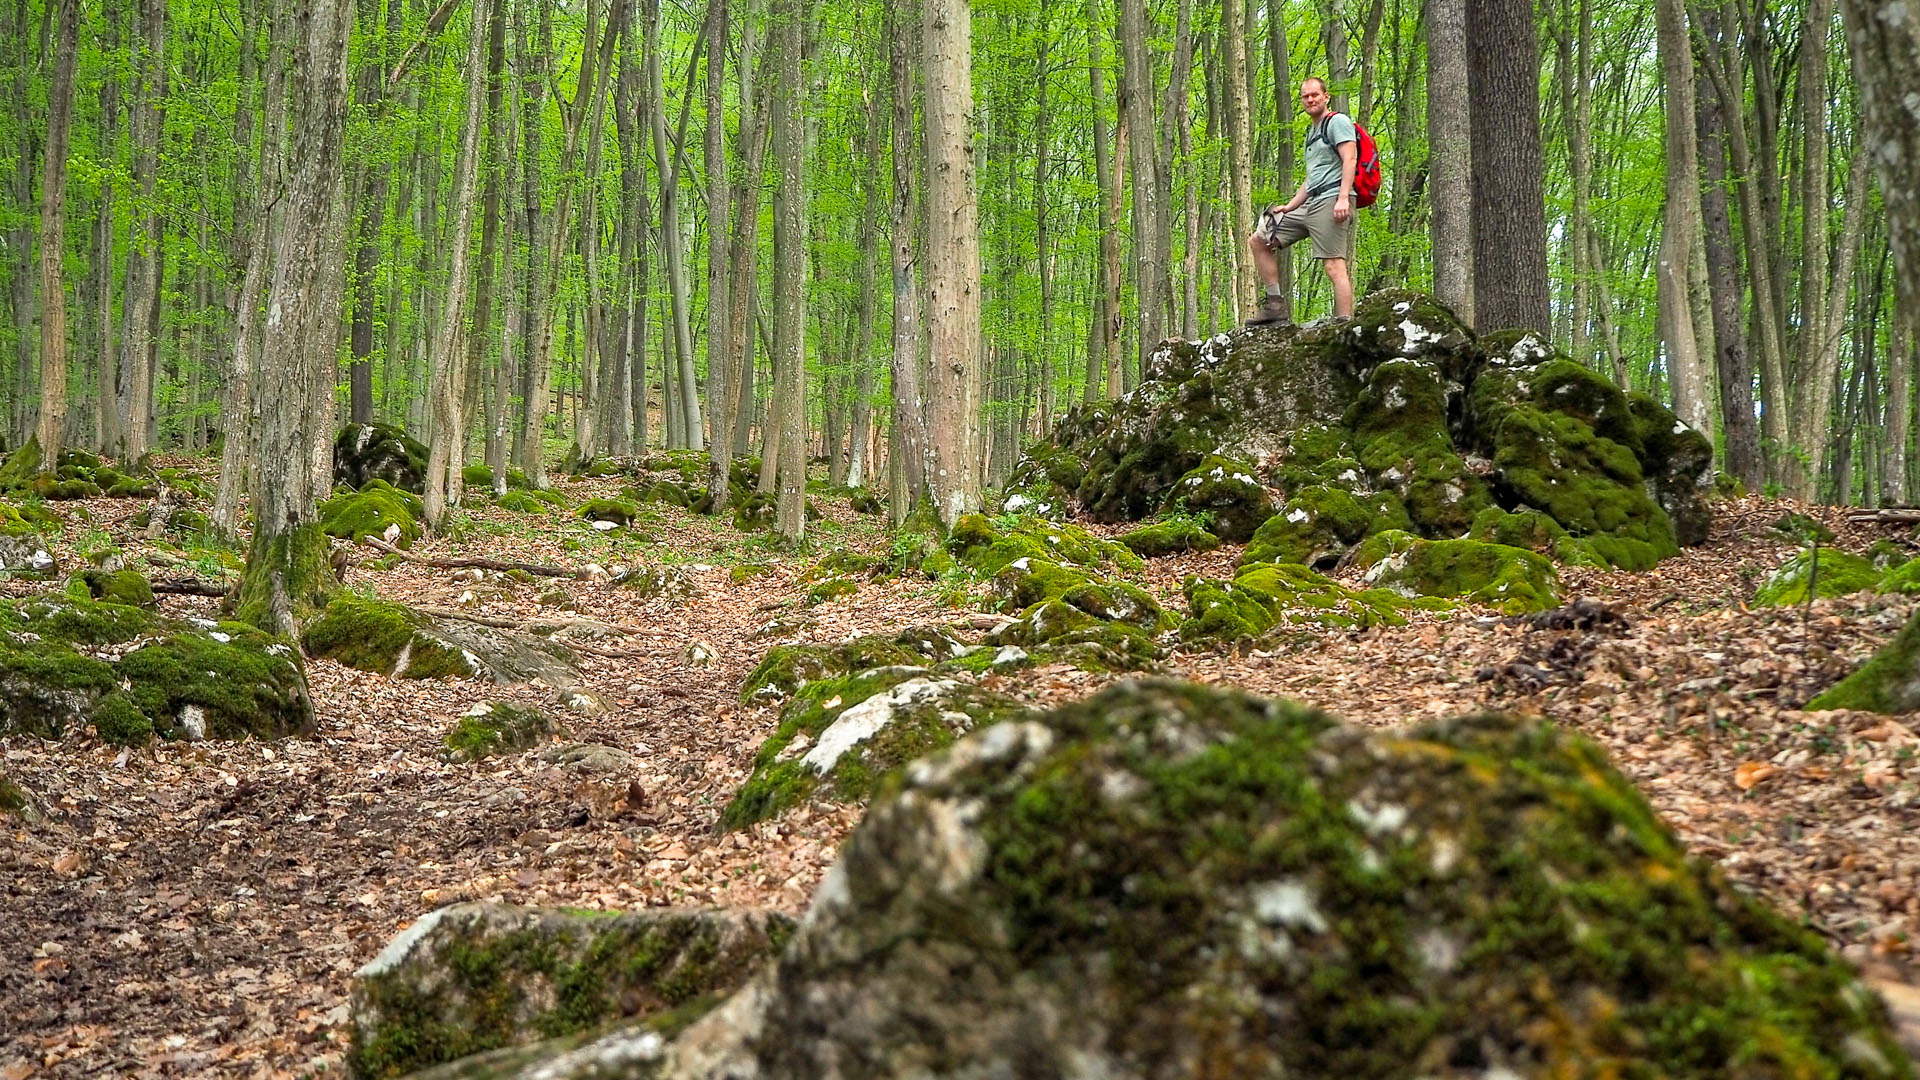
<box><xmin>1323</xmin><ymin>257</ymin><xmax>1354</xmax><ymax>318</ymax></box>
<box><xmin>1247</xmin><ymin>233</ymin><xmax>1281</xmax><ymax>288</ymax></box>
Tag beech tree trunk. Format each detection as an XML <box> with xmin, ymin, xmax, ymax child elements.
<box><xmin>888</xmin><ymin>0</ymin><xmax>929</xmax><ymax>521</ymax></box>
<box><xmin>1265</xmin><ymin>0</ymin><xmax>1294</xmax><ymax>319</ymax></box>
<box><xmin>647</xmin><ymin>0</ymin><xmax>703</xmax><ymax>451</ymax></box>
<box><xmin>922</xmin><ymin>0</ymin><xmax>983</xmax><ymax>527</ymax></box>
<box><xmin>1841</xmin><ymin>0</ymin><xmax>1920</xmax><ymax>311</ymax></box>
<box><xmin>770</xmin><ymin>0</ymin><xmax>807</xmax><ymax>540</ymax></box>
<box><xmin>703</xmin><ymin>0</ymin><xmax>733</xmax><ymax>505</ymax></box>
<box><xmin>1654</xmin><ymin>0</ymin><xmax>1711</xmax><ymax>436</ymax></box>
<box><xmin>1464</xmin><ymin>0</ymin><xmax>1548</xmax><ymax>333</ymax></box>
<box><xmin>1118</xmin><ymin>0</ymin><xmax>1168</xmax><ymax>374</ymax></box>
<box><xmin>118</xmin><ymin>0</ymin><xmax>167</xmax><ymax>459</ymax></box>
<box><xmin>33</xmin><ymin>0</ymin><xmax>79</xmax><ymax>469</ymax></box>
<box><xmin>1426</xmin><ymin>0</ymin><xmax>1472</xmax><ymax>324</ymax></box>
<box><xmin>1694</xmin><ymin>5</ymin><xmax>1761</xmax><ymax>490</ymax></box>
<box><xmin>237</xmin><ymin>0</ymin><xmax>354</xmax><ymax>637</ymax></box>
<box><xmin>95</xmin><ymin>0</ymin><xmax>122</xmax><ymax>454</ymax></box>
<box><xmin>1088</xmin><ymin>0</ymin><xmax>1123</xmax><ymax>399</ymax></box>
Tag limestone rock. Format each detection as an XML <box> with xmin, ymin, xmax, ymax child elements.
<box><xmin>0</xmin><ymin>532</ymin><xmax>58</xmax><ymax>578</ymax></box>
<box><xmin>303</xmin><ymin>594</ymin><xmax>582</xmax><ymax>688</ymax></box>
<box><xmin>449</xmin><ymin>679</ymin><xmax>1911</xmax><ymax>1079</ymax></box>
<box><xmin>320</xmin><ymin>480</ymin><xmax>424</xmax><ymax>548</ymax></box>
<box><xmin>334</xmin><ymin>422</ymin><xmax>429</xmax><ymax>494</ymax></box>
<box><xmin>0</xmin><ymin>770</ymin><xmax>46</xmax><ymax>823</ymax></box>
<box><xmin>0</xmin><ymin>596</ymin><xmax>312</xmax><ymax>741</ymax></box>
<box><xmin>1754</xmin><ymin>547</ymin><xmax>1883</xmax><ymax>607</ymax></box>
<box><xmin>441</xmin><ymin>701</ymin><xmax>559</xmax><ymax>762</ymax></box>
<box><xmin>347</xmin><ymin>903</ymin><xmax>793</xmax><ymax>1078</ymax></box>
<box><xmin>1012</xmin><ymin>291</ymin><xmax>1712</xmax><ymax>592</ymax></box>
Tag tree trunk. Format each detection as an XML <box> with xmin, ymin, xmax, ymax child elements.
<box><xmin>237</xmin><ymin>0</ymin><xmax>354</xmax><ymax>637</ymax></box>
<box><xmin>888</xmin><ymin>0</ymin><xmax>929</xmax><ymax>520</ymax></box>
<box><xmin>471</xmin><ymin>0</ymin><xmax>507</xmax><ymax>477</ymax></box>
<box><xmin>1264</xmin><ymin>0</ymin><xmax>1294</xmax><ymax>319</ymax></box>
<box><xmin>922</xmin><ymin>0</ymin><xmax>982</xmax><ymax>527</ymax></box>
<box><xmin>1889</xmin><ymin>315</ymin><xmax>1915</xmax><ymax>505</ymax></box>
<box><xmin>1464</xmin><ymin>0</ymin><xmax>1547</xmax><ymax>333</ymax></box>
<box><xmin>33</xmin><ymin>0</ymin><xmax>79</xmax><ymax>469</ymax></box>
<box><xmin>1694</xmin><ymin>5</ymin><xmax>1760</xmax><ymax>489</ymax></box>
<box><xmin>703</xmin><ymin>0</ymin><xmax>732</xmax><ymax>504</ymax></box>
<box><xmin>94</xmin><ymin>0</ymin><xmax>123</xmax><ymax>454</ymax></box>
<box><xmin>1118</xmin><ymin>0</ymin><xmax>1168</xmax><ymax>373</ymax></box>
<box><xmin>770</xmin><ymin>0</ymin><xmax>807</xmax><ymax>540</ymax></box>
<box><xmin>575</xmin><ymin>7</ymin><xmax>614</xmax><ymax>461</ymax></box>
<box><xmin>648</xmin><ymin>0</ymin><xmax>703</xmax><ymax>451</ymax></box>
<box><xmin>1088</xmin><ymin>0</ymin><xmax>1123</xmax><ymax>399</ymax></box>
<box><xmin>1841</xmin><ymin>0</ymin><xmax>1920</xmax><ymax>312</ymax></box>
<box><xmin>423</xmin><ymin>0</ymin><xmax>493</xmax><ymax>530</ymax></box>
<box><xmin>1783</xmin><ymin>0</ymin><xmax>1836</xmax><ymax>498</ymax></box>
<box><xmin>118</xmin><ymin>0</ymin><xmax>167</xmax><ymax>459</ymax></box>
<box><xmin>1426</xmin><ymin>0</ymin><xmax>1472</xmax><ymax>324</ymax></box>
<box><xmin>851</xmin><ymin>75</ymin><xmax>883</xmax><ymax>489</ymax></box>
<box><xmin>1654</xmin><ymin>0</ymin><xmax>1711</xmax><ymax>435</ymax></box>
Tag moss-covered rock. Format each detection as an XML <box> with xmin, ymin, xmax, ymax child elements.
<box><xmin>348</xmin><ymin>903</ymin><xmax>793</xmax><ymax>1079</ymax></box>
<box><xmin>1181</xmin><ymin>562</ymin><xmax>1434</xmax><ymax>642</ymax></box>
<box><xmin>627</xmin><ymin>479</ymin><xmax>695</xmax><ymax>508</ymax></box>
<box><xmin>0</xmin><ymin>770</ymin><xmax>45</xmax><ymax>822</ymax></box>
<box><xmin>1875</xmin><ymin>555</ymin><xmax>1920</xmax><ymax>596</ymax></box>
<box><xmin>334</xmin><ymin>422</ymin><xmax>429</xmax><ymax>494</ymax></box>
<box><xmin>492</xmin><ymin>490</ymin><xmax>550</xmax><ymax>514</ymax></box>
<box><xmin>493</xmin><ymin>678</ymin><xmax>1910</xmax><ymax>1080</ymax></box>
<box><xmin>442</xmin><ymin>702</ymin><xmax>558</xmax><ymax>762</ymax></box>
<box><xmin>720</xmin><ymin>667</ymin><xmax>1029</xmax><ymax>829</ymax></box>
<box><xmin>946</xmin><ymin>513</ymin><xmax>1142</xmax><ymax>576</ymax></box>
<box><xmin>576</xmin><ymin>497</ymin><xmax>638</xmax><ymax>526</ymax></box>
<box><xmin>321</xmin><ymin>480</ymin><xmax>424</xmax><ymax>548</ymax></box>
<box><xmin>1807</xmin><ymin>606</ymin><xmax>1920</xmax><ymax>713</ymax></box>
<box><xmin>614</xmin><ymin>564</ymin><xmax>700</xmax><ymax>601</ymax></box>
<box><xmin>76</xmin><ymin>569</ymin><xmax>156</xmax><ymax>607</ymax></box>
<box><xmin>1116</xmin><ymin>518</ymin><xmax>1220</xmax><ymax>556</ymax></box>
<box><xmin>303</xmin><ymin>593</ymin><xmax>582</xmax><ymax>688</ymax></box>
<box><xmin>0</xmin><ymin>530</ymin><xmax>59</xmax><ymax>577</ymax></box>
<box><xmin>1348</xmin><ymin>357</ymin><xmax>1492</xmax><ymax>537</ymax></box>
<box><xmin>986</xmin><ymin>599</ymin><xmax>1162</xmax><ymax>672</ymax></box>
<box><xmin>0</xmin><ymin>595</ymin><xmax>312</xmax><ymax>740</ymax></box>
<box><xmin>1238</xmin><ymin>484</ymin><xmax>1391</xmax><ymax>570</ymax></box>
<box><xmin>1753</xmin><ymin>547</ymin><xmax>1884</xmax><ymax>607</ymax></box>
<box><xmin>738</xmin><ymin>628</ymin><xmax>970</xmax><ymax>702</ymax></box>
<box><xmin>1354</xmin><ymin>531</ymin><xmax>1561</xmax><ymax>614</ymax></box>
<box><xmin>1167</xmin><ymin>455</ymin><xmax>1276</xmax><ymax>541</ymax></box>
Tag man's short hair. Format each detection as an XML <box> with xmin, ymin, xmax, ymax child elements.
<box><xmin>1301</xmin><ymin>76</ymin><xmax>1328</xmax><ymax>94</ymax></box>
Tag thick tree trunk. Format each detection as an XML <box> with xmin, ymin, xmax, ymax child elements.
<box><xmin>34</xmin><ymin>0</ymin><xmax>79</xmax><ymax>469</ymax></box>
<box><xmin>770</xmin><ymin>0</ymin><xmax>806</xmax><ymax>540</ymax></box>
<box><xmin>237</xmin><ymin>0</ymin><xmax>354</xmax><ymax>637</ymax></box>
<box><xmin>1426</xmin><ymin>0</ymin><xmax>1472</xmax><ymax>324</ymax></box>
<box><xmin>1464</xmin><ymin>0</ymin><xmax>1547</xmax><ymax>333</ymax></box>
<box><xmin>888</xmin><ymin>0</ymin><xmax>929</xmax><ymax>521</ymax></box>
<box><xmin>1841</xmin><ymin>0</ymin><xmax>1920</xmax><ymax>311</ymax></box>
<box><xmin>922</xmin><ymin>0</ymin><xmax>982</xmax><ymax>527</ymax></box>
<box><xmin>1694</xmin><ymin>7</ymin><xmax>1760</xmax><ymax>490</ymax></box>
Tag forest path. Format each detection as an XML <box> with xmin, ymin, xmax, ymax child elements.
<box><xmin>3</xmin><ymin>483</ymin><xmax>1918</xmax><ymax>1077</ymax></box>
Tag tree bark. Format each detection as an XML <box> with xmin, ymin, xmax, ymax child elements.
<box><xmin>1088</xmin><ymin>0</ymin><xmax>1123</xmax><ymax>399</ymax></box>
<box><xmin>922</xmin><ymin>0</ymin><xmax>983</xmax><ymax>527</ymax></box>
<box><xmin>94</xmin><ymin>0</ymin><xmax>123</xmax><ymax>454</ymax></box>
<box><xmin>851</xmin><ymin>74</ymin><xmax>883</xmax><ymax>490</ymax></box>
<box><xmin>1840</xmin><ymin>0</ymin><xmax>1920</xmax><ymax>312</ymax></box>
<box><xmin>1264</xmin><ymin>0</ymin><xmax>1295</xmax><ymax>319</ymax></box>
<box><xmin>1426</xmin><ymin>0</ymin><xmax>1472</xmax><ymax>324</ymax></box>
<box><xmin>237</xmin><ymin>0</ymin><xmax>354</xmax><ymax>637</ymax></box>
<box><xmin>33</xmin><ymin>0</ymin><xmax>79</xmax><ymax>469</ymax></box>
<box><xmin>1655</xmin><ymin>0</ymin><xmax>1711</xmax><ymax>435</ymax></box>
<box><xmin>769</xmin><ymin>0</ymin><xmax>807</xmax><ymax>540</ymax></box>
<box><xmin>1889</xmin><ymin>315</ymin><xmax>1915</xmax><ymax>504</ymax></box>
<box><xmin>1118</xmin><ymin>0</ymin><xmax>1169</xmax><ymax>373</ymax></box>
<box><xmin>647</xmin><ymin>0</ymin><xmax>704</xmax><ymax>451</ymax></box>
<box><xmin>888</xmin><ymin>0</ymin><xmax>929</xmax><ymax>520</ymax></box>
<box><xmin>703</xmin><ymin>0</ymin><xmax>733</xmax><ymax>504</ymax></box>
<box><xmin>1693</xmin><ymin>4</ymin><xmax>1760</xmax><ymax>489</ymax></box>
<box><xmin>117</xmin><ymin>0</ymin><xmax>167</xmax><ymax>459</ymax></box>
<box><xmin>1464</xmin><ymin>0</ymin><xmax>1547</xmax><ymax>333</ymax></box>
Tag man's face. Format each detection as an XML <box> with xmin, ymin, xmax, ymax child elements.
<box><xmin>1299</xmin><ymin>83</ymin><xmax>1328</xmax><ymax>115</ymax></box>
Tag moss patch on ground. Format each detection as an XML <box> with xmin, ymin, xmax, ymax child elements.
<box><xmin>442</xmin><ymin>702</ymin><xmax>558</xmax><ymax>762</ymax></box>
<box><xmin>1181</xmin><ymin>562</ymin><xmax>1442</xmax><ymax>642</ymax></box>
<box><xmin>302</xmin><ymin>593</ymin><xmax>477</xmax><ymax>680</ymax></box>
<box><xmin>738</xmin><ymin>628</ymin><xmax>968</xmax><ymax>702</ymax></box>
<box><xmin>1753</xmin><ymin>547</ymin><xmax>1885</xmax><ymax>607</ymax></box>
<box><xmin>1353</xmin><ymin>531</ymin><xmax>1561</xmax><ymax>614</ymax></box>
<box><xmin>1116</xmin><ymin>518</ymin><xmax>1221</xmax><ymax>556</ymax></box>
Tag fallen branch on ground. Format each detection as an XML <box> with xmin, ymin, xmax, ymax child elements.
<box><xmin>151</xmin><ymin>577</ymin><xmax>231</xmax><ymax>598</ymax></box>
<box><xmin>359</xmin><ymin>536</ymin><xmax>589</xmax><ymax>579</ymax></box>
<box><xmin>1847</xmin><ymin>509</ymin><xmax>1920</xmax><ymax>525</ymax></box>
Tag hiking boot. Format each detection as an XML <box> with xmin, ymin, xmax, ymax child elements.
<box><xmin>1245</xmin><ymin>294</ymin><xmax>1287</xmax><ymax>327</ymax></box>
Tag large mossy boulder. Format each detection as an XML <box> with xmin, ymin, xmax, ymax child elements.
<box><xmin>334</xmin><ymin>422</ymin><xmax>429</xmax><ymax>494</ymax></box>
<box><xmin>348</xmin><ymin>903</ymin><xmax>794</xmax><ymax>1079</ymax></box>
<box><xmin>1010</xmin><ymin>291</ymin><xmax>1711</xmax><ymax>581</ymax></box>
<box><xmin>320</xmin><ymin>479</ymin><xmax>424</xmax><ymax>548</ymax></box>
<box><xmin>721</xmin><ymin>665</ymin><xmax>1029</xmax><ymax>829</ymax></box>
<box><xmin>303</xmin><ymin>593</ymin><xmax>581</xmax><ymax>688</ymax></box>
<box><xmin>1353</xmin><ymin>530</ymin><xmax>1561</xmax><ymax>614</ymax></box>
<box><xmin>445</xmin><ymin>679</ymin><xmax>1913</xmax><ymax>1079</ymax></box>
<box><xmin>738</xmin><ymin>627</ymin><xmax>970</xmax><ymax>702</ymax></box>
<box><xmin>0</xmin><ymin>595</ymin><xmax>312</xmax><ymax>741</ymax></box>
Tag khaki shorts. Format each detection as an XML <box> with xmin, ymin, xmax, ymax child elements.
<box><xmin>1256</xmin><ymin>197</ymin><xmax>1353</xmax><ymax>261</ymax></box>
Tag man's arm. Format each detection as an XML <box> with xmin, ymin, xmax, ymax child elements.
<box><xmin>1276</xmin><ymin>179</ymin><xmax>1310</xmax><ymax>215</ymax></box>
<box><xmin>1333</xmin><ymin>140</ymin><xmax>1357</xmax><ymax>223</ymax></box>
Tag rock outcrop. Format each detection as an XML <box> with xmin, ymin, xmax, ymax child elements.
<box><xmin>347</xmin><ymin>904</ymin><xmax>793</xmax><ymax>1078</ymax></box>
<box><xmin>334</xmin><ymin>423</ymin><xmax>429</xmax><ymax>494</ymax></box>
<box><xmin>1011</xmin><ymin>292</ymin><xmax>1713</xmax><ymax>581</ymax></box>
<box><xmin>393</xmin><ymin>680</ymin><xmax>1912</xmax><ymax>1079</ymax></box>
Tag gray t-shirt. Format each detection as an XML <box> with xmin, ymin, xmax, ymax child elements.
<box><xmin>1305</xmin><ymin>112</ymin><xmax>1357</xmax><ymax>204</ymax></box>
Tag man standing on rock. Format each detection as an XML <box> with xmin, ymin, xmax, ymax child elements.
<box><xmin>1246</xmin><ymin>77</ymin><xmax>1356</xmax><ymax>326</ymax></box>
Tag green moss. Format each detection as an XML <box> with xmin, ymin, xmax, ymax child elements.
<box><xmin>99</xmin><ymin>470</ymin><xmax>158</xmax><ymax>498</ymax></box>
<box><xmin>0</xmin><ymin>772</ymin><xmax>26</xmax><ymax>814</ymax></box>
<box><xmin>1167</xmin><ymin>455</ymin><xmax>1275</xmax><ymax>542</ymax></box>
<box><xmin>804</xmin><ymin>577</ymin><xmax>858</xmax><ymax>606</ymax></box>
<box><xmin>302</xmin><ymin>593</ymin><xmax>474</xmax><ymax>680</ymax></box>
<box><xmin>1117</xmin><ymin>519</ymin><xmax>1221</xmax><ymax>556</ymax></box>
<box><xmin>738</xmin><ymin>635</ymin><xmax>925</xmax><ymax>702</ymax></box>
<box><xmin>92</xmin><ymin>693</ymin><xmax>154</xmax><ymax>746</ymax></box>
<box><xmin>1807</xmin><ymin>606</ymin><xmax>1920</xmax><ymax>712</ymax></box>
<box><xmin>577</xmin><ymin>497</ymin><xmax>639</xmax><ymax>525</ymax></box>
<box><xmin>463</xmin><ymin>463</ymin><xmax>496</xmax><ymax>488</ymax></box>
<box><xmin>627</xmin><ymin>480</ymin><xmax>695</xmax><ymax>508</ymax></box>
<box><xmin>493</xmin><ymin>490</ymin><xmax>547</xmax><ymax>514</ymax></box>
<box><xmin>77</xmin><ymin>569</ymin><xmax>156</xmax><ymax>608</ymax></box>
<box><xmin>235</xmin><ymin>521</ymin><xmax>334</xmax><ymax>633</ymax></box>
<box><xmin>1353</xmin><ymin>531</ymin><xmax>1561</xmax><ymax>614</ymax></box>
<box><xmin>721</xmin><ymin>668</ymin><xmax>1026</xmax><ymax>829</ymax></box>
<box><xmin>946</xmin><ymin>513</ymin><xmax>1143</xmax><ymax>575</ymax></box>
<box><xmin>320</xmin><ymin>482</ymin><xmax>424</xmax><ymax>548</ymax></box>
<box><xmin>1240</xmin><ymin>486</ymin><xmax>1371</xmax><ymax>569</ymax></box>
<box><xmin>729</xmin><ymin>562</ymin><xmax>771</xmax><ymax>584</ymax></box>
<box><xmin>1181</xmin><ymin>562</ymin><xmax>1425</xmax><ymax>643</ymax></box>
<box><xmin>442</xmin><ymin>703</ymin><xmax>556</xmax><ymax>762</ymax></box>
<box><xmin>991</xmin><ymin>599</ymin><xmax>1162</xmax><ymax>672</ymax></box>
<box><xmin>119</xmin><ymin>624</ymin><xmax>313</xmax><ymax>740</ymax></box>
<box><xmin>943</xmin><ymin>680</ymin><xmax>1907</xmax><ymax>1079</ymax></box>
<box><xmin>1753</xmin><ymin>548</ymin><xmax>1883</xmax><ymax>607</ymax></box>
<box><xmin>1876</xmin><ymin>556</ymin><xmax>1920</xmax><ymax>596</ymax></box>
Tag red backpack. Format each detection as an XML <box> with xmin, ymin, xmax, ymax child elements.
<box><xmin>1312</xmin><ymin>111</ymin><xmax>1384</xmax><ymax>208</ymax></box>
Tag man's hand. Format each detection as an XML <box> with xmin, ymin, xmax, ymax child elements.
<box><xmin>1333</xmin><ymin>197</ymin><xmax>1351</xmax><ymax>224</ymax></box>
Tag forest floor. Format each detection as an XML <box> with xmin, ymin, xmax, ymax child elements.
<box><xmin>4</xmin><ymin>467</ymin><xmax>1920</xmax><ymax>1077</ymax></box>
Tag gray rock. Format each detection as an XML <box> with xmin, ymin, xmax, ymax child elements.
<box><xmin>537</xmin><ymin>743</ymin><xmax>639</xmax><ymax>775</ymax></box>
<box><xmin>0</xmin><ymin>533</ymin><xmax>57</xmax><ymax>577</ymax></box>
<box><xmin>348</xmin><ymin>903</ymin><xmax>793</xmax><ymax>1078</ymax></box>
<box><xmin>438</xmin><ymin>679</ymin><xmax>1913</xmax><ymax>1080</ymax></box>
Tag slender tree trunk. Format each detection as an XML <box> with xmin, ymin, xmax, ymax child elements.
<box><xmin>1655</xmin><ymin>0</ymin><xmax>1711</xmax><ymax>434</ymax></box>
<box><xmin>1426</xmin><ymin>0</ymin><xmax>1472</xmax><ymax>324</ymax></box>
<box><xmin>888</xmin><ymin>0</ymin><xmax>929</xmax><ymax>520</ymax></box>
<box><xmin>512</xmin><ymin>0</ymin><xmax>547</xmax><ymax>472</ymax></box>
<box><xmin>647</xmin><ymin>0</ymin><xmax>703</xmax><ymax>451</ymax></box>
<box><xmin>1783</xmin><ymin>0</ymin><xmax>1835</xmax><ymax>498</ymax></box>
<box><xmin>471</xmin><ymin>0</ymin><xmax>507</xmax><ymax>477</ymax></box>
<box><xmin>238</xmin><ymin>0</ymin><xmax>354</xmax><ymax>637</ymax></box>
<box><xmin>1889</xmin><ymin>315</ymin><xmax>1914</xmax><ymax>505</ymax></box>
<box><xmin>95</xmin><ymin>0</ymin><xmax>123</xmax><ymax>454</ymax></box>
<box><xmin>33</xmin><ymin>0</ymin><xmax>79</xmax><ymax>468</ymax></box>
<box><xmin>424</xmin><ymin>0</ymin><xmax>492</xmax><ymax>529</ymax></box>
<box><xmin>1088</xmin><ymin>0</ymin><xmax>1123</xmax><ymax>399</ymax></box>
<box><xmin>1222</xmin><ymin>0</ymin><xmax>1252</xmax><ymax>312</ymax></box>
<box><xmin>851</xmin><ymin>78</ymin><xmax>883</xmax><ymax>489</ymax></box>
<box><xmin>1118</xmin><ymin>0</ymin><xmax>1168</xmax><ymax>373</ymax></box>
<box><xmin>1694</xmin><ymin>6</ymin><xmax>1760</xmax><ymax>488</ymax></box>
<box><xmin>1034</xmin><ymin>0</ymin><xmax>1057</xmax><ymax>411</ymax></box>
<box><xmin>1265</xmin><ymin>0</ymin><xmax>1295</xmax><ymax>318</ymax></box>
<box><xmin>117</xmin><ymin>0</ymin><xmax>167</xmax><ymax>459</ymax></box>
<box><xmin>703</xmin><ymin>0</ymin><xmax>733</xmax><ymax>503</ymax></box>
<box><xmin>769</xmin><ymin>0</ymin><xmax>806</xmax><ymax>539</ymax></box>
